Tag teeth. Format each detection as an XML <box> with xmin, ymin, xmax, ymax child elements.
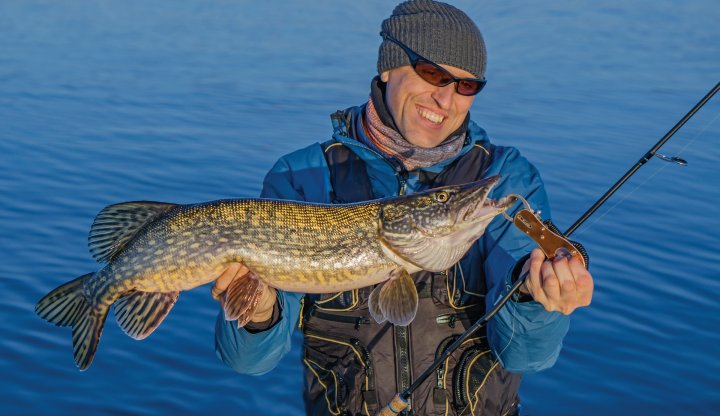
<box><xmin>419</xmin><ymin>109</ymin><xmax>444</xmax><ymax>124</ymax></box>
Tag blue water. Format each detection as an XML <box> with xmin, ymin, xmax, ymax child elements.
<box><xmin>2</xmin><ymin>1</ymin><xmax>719</xmax><ymax>414</ymax></box>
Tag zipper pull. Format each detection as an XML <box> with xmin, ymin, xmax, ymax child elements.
<box><xmin>436</xmin><ymin>313</ymin><xmax>457</xmax><ymax>328</ymax></box>
<box><xmin>355</xmin><ymin>317</ymin><xmax>371</xmax><ymax>330</ymax></box>
<box><xmin>298</xmin><ymin>297</ymin><xmax>305</xmax><ymax>329</ymax></box>
<box><xmin>397</xmin><ymin>169</ymin><xmax>409</xmax><ymax>196</ymax></box>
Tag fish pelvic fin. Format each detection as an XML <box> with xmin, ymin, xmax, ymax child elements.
<box><xmin>114</xmin><ymin>290</ymin><xmax>179</xmax><ymax>340</ymax></box>
<box><xmin>222</xmin><ymin>270</ymin><xmax>267</xmax><ymax>328</ymax></box>
<box><xmin>35</xmin><ymin>272</ymin><xmax>109</xmax><ymax>371</ymax></box>
<box><xmin>368</xmin><ymin>284</ymin><xmax>387</xmax><ymax>324</ymax></box>
<box><xmin>378</xmin><ymin>269</ymin><xmax>418</xmax><ymax>327</ymax></box>
<box><xmin>89</xmin><ymin>201</ymin><xmax>177</xmax><ymax>263</ymax></box>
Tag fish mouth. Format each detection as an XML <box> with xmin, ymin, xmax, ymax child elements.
<box><xmin>453</xmin><ymin>176</ymin><xmax>516</xmax><ymax>225</ymax></box>
<box><xmin>459</xmin><ymin>194</ymin><xmax>518</xmax><ymax>224</ymax></box>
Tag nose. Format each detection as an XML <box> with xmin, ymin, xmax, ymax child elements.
<box><xmin>430</xmin><ymin>83</ymin><xmax>456</xmax><ymax>109</ymax></box>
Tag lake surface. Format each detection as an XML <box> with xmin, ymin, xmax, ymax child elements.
<box><xmin>1</xmin><ymin>1</ymin><xmax>719</xmax><ymax>414</ymax></box>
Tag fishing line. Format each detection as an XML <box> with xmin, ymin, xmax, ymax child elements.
<box><xmin>574</xmin><ymin>108</ymin><xmax>720</xmax><ymax>237</ymax></box>
<box><xmin>495</xmin><ymin>292</ymin><xmax>518</xmax><ymax>364</ymax></box>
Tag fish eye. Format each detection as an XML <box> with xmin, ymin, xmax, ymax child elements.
<box><xmin>434</xmin><ymin>192</ymin><xmax>449</xmax><ymax>203</ymax></box>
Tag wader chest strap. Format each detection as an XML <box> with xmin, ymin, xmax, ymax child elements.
<box><xmin>321</xmin><ymin>139</ymin><xmax>374</xmax><ymax>204</ymax></box>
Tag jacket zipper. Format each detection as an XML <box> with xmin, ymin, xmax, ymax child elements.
<box><xmin>350</xmin><ymin>337</ymin><xmax>375</xmax><ymax>392</ymax></box>
<box><xmin>453</xmin><ymin>346</ymin><xmax>482</xmax><ymax>411</ymax></box>
<box><xmin>395</xmin><ymin>325</ymin><xmax>411</xmax><ymax>410</ymax></box>
<box><xmin>435</xmin><ymin>335</ymin><xmax>458</xmax><ymax>389</ymax></box>
<box><xmin>311</xmin><ymin>310</ymin><xmax>372</xmax><ymax>330</ymax></box>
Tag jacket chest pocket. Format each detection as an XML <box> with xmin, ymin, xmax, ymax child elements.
<box><xmin>450</xmin><ymin>346</ymin><xmax>519</xmax><ymax>416</ymax></box>
<box><xmin>303</xmin><ymin>330</ymin><xmax>377</xmax><ymax>416</ymax></box>
<box><xmin>309</xmin><ymin>286</ymin><xmax>373</xmax><ymax>313</ymax></box>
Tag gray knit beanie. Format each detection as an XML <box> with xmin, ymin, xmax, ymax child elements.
<box><xmin>378</xmin><ymin>0</ymin><xmax>486</xmax><ymax>78</ymax></box>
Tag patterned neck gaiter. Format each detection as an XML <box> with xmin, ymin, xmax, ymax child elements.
<box><xmin>362</xmin><ymin>97</ymin><xmax>466</xmax><ymax>171</ymax></box>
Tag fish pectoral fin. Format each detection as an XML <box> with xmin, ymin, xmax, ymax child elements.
<box><xmin>222</xmin><ymin>270</ymin><xmax>267</xmax><ymax>328</ymax></box>
<box><xmin>368</xmin><ymin>284</ymin><xmax>387</xmax><ymax>324</ymax></box>
<box><xmin>114</xmin><ymin>290</ymin><xmax>179</xmax><ymax>340</ymax></box>
<box><xmin>378</xmin><ymin>269</ymin><xmax>418</xmax><ymax>327</ymax></box>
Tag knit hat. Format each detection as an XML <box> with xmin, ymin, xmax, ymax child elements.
<box><xmin>377</xmin><ymin>0</ymin><xmax>486</xmax><ymax>78</ymax></box>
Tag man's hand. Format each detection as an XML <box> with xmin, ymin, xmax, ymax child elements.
<box><xmin>519</xmin><ymin>248</ymin><xmax>593</xmax><ymax>315</ymax></box>
<box><xmin>211</xmin><ymin>262</ymin><xmax>277</xmax><ymax>323</ymax></box>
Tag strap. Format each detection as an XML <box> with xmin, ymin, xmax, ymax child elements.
<box><xmin>418</xmin><ymin>141</ymin><xmax>495</xmax><ymax>188</ymax></box>
<box><xmin>321</xmin><ymin>139</ymin><xmax>374</xmax><ymax>204</ymax></box>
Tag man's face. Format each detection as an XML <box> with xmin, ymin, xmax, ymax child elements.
<box><xmin>381</xmin><ymin>64</ymin><xmax>476</xmax><ymax>148</ymax></box>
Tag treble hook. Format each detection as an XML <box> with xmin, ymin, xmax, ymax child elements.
<box><xmin>655</xmin><ymin>153</ymin><xmax>688</xmax><ymax>166</ymax></box>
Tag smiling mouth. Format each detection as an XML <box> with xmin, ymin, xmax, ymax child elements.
<box><xmin>418</xmin><ymin>107</ymin><xmax>445</xmax><ymax>124</ymax></box>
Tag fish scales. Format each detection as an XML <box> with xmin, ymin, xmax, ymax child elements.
<box><xmin>89</xmin><ymin>199</ymin><xmax>393</xmax><ymax>299</ymax></box>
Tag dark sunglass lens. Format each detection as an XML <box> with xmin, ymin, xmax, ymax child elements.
<box><xmin>457</xmin><ymin>79</ymin><xmax>483</xmax><ymax>96</ymax></box>
<box><xmin>414</xmin><ymin>60</ymin><xmax>453</xmax><ymax>86</ymax></box>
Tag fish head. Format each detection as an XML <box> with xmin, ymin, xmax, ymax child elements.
<box><xmin>378</xmin><ymin>175</ymin><xmax>517</xmax><ymax>272</ymax></box>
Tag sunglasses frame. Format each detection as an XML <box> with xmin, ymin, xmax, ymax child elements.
<box><xmin>380</xmin><ymin>31</ymin><xmax>487</xmax><ymax>96</ymax></box>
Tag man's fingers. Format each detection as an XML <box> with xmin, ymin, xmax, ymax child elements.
<box><xmin>552</xmin><ymin>256</ymin><xmax>577</xmax><ymax>298</ymax></box>
<box><xmin>217</xmin><ymin>263</ymin><xmax>249</xmax><ymax>289</ymax></box>
<box><xmin>251</xmin><ymin>286</ymin><xmax>278</xmax><ymax>322</ymax></box>
<box><xmin>526</xmin><ymin>249</ymin><xmax>549</xmax><ymax>305</ymax></box>
<box><xmin>540</xmin><ymin>260</ymin><xmax>561</xmax><ymax>301</ymax></box>
<box><xmin>522</xmin><ymin>248</ymin><xmax>594</xmax><ymax>315</ymax></box>
<box><xmin>211</xmin><ymin>263</ymin><xmax>250</xmax><ymax>301</ymax></box>
<box><xmin>569</xmin><ymin>257</ymin><xmax>594</xmax><ymax>306</ymax></box>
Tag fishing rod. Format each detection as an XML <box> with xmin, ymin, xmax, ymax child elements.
<box><xmin>378</xmin><ymin>81</ymin><xmax>720</xmax><ymax>416</ymax></box>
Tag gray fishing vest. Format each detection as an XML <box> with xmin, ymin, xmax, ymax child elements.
<box><xmin>299</xmin><ymin>111</ymin><xmax>522</xmax><ymax>416</ymax></box>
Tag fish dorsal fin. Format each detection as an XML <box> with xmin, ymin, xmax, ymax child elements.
<box><xmin>89</xmin><ymin>201</ymin><xmax>177</xmax><ymax>262</ymax></box>
<box><xmin>114</xmin><ymin>290</ymin><xmax>179</xmax><ymax>340</ymax></box>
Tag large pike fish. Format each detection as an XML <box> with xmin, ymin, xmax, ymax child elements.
<box><xmin>36</xmin><ymin>176</ymin><xmax>516</xmax><ymax>370</ymax></box>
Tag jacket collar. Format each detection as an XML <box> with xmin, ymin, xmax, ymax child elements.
<box><xmin>330</xmin><ymin>104</ymin><xmax>489</xmax><ymax>175</ymax></box>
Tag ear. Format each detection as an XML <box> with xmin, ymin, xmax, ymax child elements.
<box><xmin>380</xmin><ymin>71</ymin><xmax>389</xmax><ymax>83</ymax></box>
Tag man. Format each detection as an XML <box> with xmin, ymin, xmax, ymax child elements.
<box><xmin>213</xmin><ymin>1</ymin><xmax>594</xmax><ymax>414</ymax></box>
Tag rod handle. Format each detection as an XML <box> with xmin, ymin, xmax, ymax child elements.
<box><xmin>376</xmin><ymin>394</ymin><xmax>409</xmax><ymax>416</ymax></box>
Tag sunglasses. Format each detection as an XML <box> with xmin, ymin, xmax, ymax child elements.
<box><xmin>381</xmin><ymin>32</ymin><xmax>487</xmax><ymax>96</ymax></box>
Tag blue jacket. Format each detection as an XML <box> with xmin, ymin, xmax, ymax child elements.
<box><xmin>215</xmin><ymin>108</ymin><xmax>570</xmax><ymax>375</ymax></box>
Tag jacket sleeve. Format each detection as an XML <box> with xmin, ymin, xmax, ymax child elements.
<box><xmin>214</xmin><ymin>156</ymin><xmax>311</xmax><ymax>375</ymax></box>
<box><xmin>482</xmin><ymin>146</ymin><xmax>571</xmax><ymax>373</ymax></box>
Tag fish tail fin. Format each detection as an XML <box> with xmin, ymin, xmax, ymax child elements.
<box><xmin>36</xmin><ymin>272</ymin><xmax>94</xmax><ymax>328</ymax></box>
<box><xmin>35</xmin><ymin>272</ymin><xmax>109</xmax><ymax>370</ymax></box>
